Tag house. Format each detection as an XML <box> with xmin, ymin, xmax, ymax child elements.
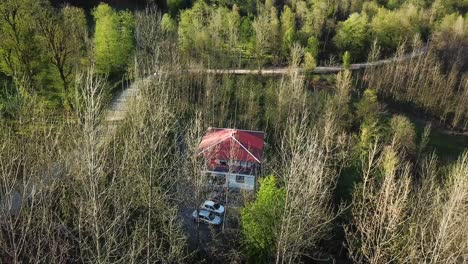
<box><xmin>198</xmin><ymin>128</ymin><xmax>265</xmax><ymax>190</ymax></box>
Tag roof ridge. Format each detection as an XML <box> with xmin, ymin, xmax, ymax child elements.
<box><xmin>229</xmin><ymin>135</ymin><xmax>261</xmax><ymax>163</ymax></box>
<box><xmin>197</xmin><ymin>133</ymin><xmax>233</xmax><ymax>156</ymax></box>
<box><xmin>210</xmin><ymin>127</ymin><xmax>265</xmax><ymax>135</ymax></box>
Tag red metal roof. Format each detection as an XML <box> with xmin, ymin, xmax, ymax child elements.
<box><xmin>198</xmin><ymin>128</ymin><xmax>265</xmax><ymax>163</ymax></box>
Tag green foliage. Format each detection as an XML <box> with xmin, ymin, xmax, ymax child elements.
<box><xmin>230</xmin><ymin>0</ymin><xmax>257</xmax><ymax>14</ymax></box>
<box><xmin>362</xmin><ymin>1</ymin><xmax>380</xmax><ymax>18</ymax></box>
<box><xmin>161</xmin><ymin>13</ymin><xmax>177</xmax><ymax>34</ymax></box>
<box><xmin>387</xmin><ymin>0</ymin><xmax>405</xmax><ymax>9</ymax></box>
<box><xmin>370</xmin><ymin>6</ymin><xmax>423</xmax><ymax>52</ymax></box>
<box><xmin>252</xmin><ymin>7</ymin><xmax>280</xmax><ymax>65</ymax></box>
<box><xmin>357</xmin><ymin>120</ymin><xmax>382</xmax><ymax>158</ymax></box>
<box><xmin>355</xmin><ymin>89</ymin><xmax>385</xmax><ymax>157</ymax></box>
<box><xmin>0</xmin><ymin>0</ymin><xmax>90</xmax><ymax>111</ymax></box>
<box><xmin>241</xmin><ymin>175</ymin><xmax>285</xmax><ymax>263</ymax></box>
<box><xmin>305</xmin><ymin>36</ymin><xmax>319</xmax><ymax>58</ymax></box>
<box><xmin>0</xmin><ymin>73</ymin><xmax>19</xmax><ymax>118</ymax></box>
<box><xmin>334</xmin><ymin>13</ymin><xmax>370</xmax><ymax>60</ymax></box>
<box><xmin>178</xmin><ymin>1</ymin><xmax>245</xmax><ymax>66</ymax></box>
<box><xmin>433</xmin><ymin>13</ymin><xmax>467</xmax><ymax>69</ymax></box>
<box><xmin>299</xmin><ymin>0</ymin><xmax>329</xmax><ymax>38</ymax></box>
<box><xmin>280</xmin><ymin>6</ymin><xmax>295</xmax><ymax>56</ymax></box>
<box><xmin>343</xmin><ymin>51</ymin><xmax>351</xmax><ymax>70</ymax></box>
<box><xmin>178</xmin><ymin>1</ymin><xmax>208</xmax><ymax>55</ymax></box>
<box><xmin>303</xmin><ymin>51</ymin><xmax>317</xmax><ymax>71</ymax></box>
<box><xmin>93</xmin><ymin>4</ymin><xmax>117</xmax><ymax>73</ymax></box>
<box><xmin>390</xmin><ymin>115</ymin><xmax>416</xmax><ymax>155</ymax></box>
<box><xmin>371</xmin><ymin>8</ymin><xmax>405</xmax><ymax>51</ymax></box>
<box><xmin>355</xmin><ymin>89</ymin><xmax>380</xmax><ymax>124</ymax></box>
<box><xmin>93</xmin><ymin>3</ymin><xmax>135</xmax><ymax>74</ymax></box>
<box><xmin>171</xmin><ymin>0</ymin><xmax>464</xmax><ymax>67</ymax></box>
<box><xmin>227</xmin><ymin>5</ymin><xmax>241</xmax><ymax>48</ymax></box>
<box><xmin>39</xmin><ymin>5</ymin><xmax>88</xmax><ymax>109</ymax></box>
<box><xmin>167</xmin><ymin>0</ymin><xmax>190</xmax><ymax>16</ymax></box>
<box><xmin>0</xmin><ymin>0</ymin><xmax>47</xmax><ymax>94</ymax></box>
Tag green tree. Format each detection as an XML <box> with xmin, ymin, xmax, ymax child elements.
<box><xmin>303</xmin><ymin>51</ymin><xmax>316</xmax><ymax>71</ymax></box>
<box><xmin>355</xmin><ymin>89</ymin><xmax>380</xmax><ymax>124</ymax></box>
<box><xmin>387</xmin><ymin>0</ymin><xmax>405</xmax><ymax>9</ymax></box>
<box><xmin>305</xmin><ymin>36</ymin><xmax>319</xmax><ymax>58</ymax></box>
<box><xmin>167</xmin><ymin>0</ymin><xmax>190</xmax><ymax>16</ymax></box>
<box><xmin>280</xmin><ymin>6</ymin><xmax>296</xmax><ymax>57</ymax></box>
<box><xmin>370</xmin><ymin>7</ymin><xmax>418</xmax><ymax>52</ymax></box>
<box><xmin>299</xmin><ymin>0</ymin><xmax>329</xmax><ymax>38</ymax></box>
<box><xmin>252</xmin><ymin>10</ymin><xmax>271</xmax><ymax>65</ymax></box>
<box><xmin>390</xmin><ymin>115</ymin><xmax>416</xmax><ymax>155</ymax></box>
<box><xmin>252</xmin><ymin>6</ymin><xmax>280</xmax><ymax>65</ymax></box>
<box><xmin>93</xmin><ymin>3</ymin><xmax>135</xmax><ymax>74</ymax></box>
<box><xmin>161</xmin><ymin>13</ymin><xmax>177</xmax><ymax>34</ymax></box>
<box><xmin>268</xmin><ymin>6</ymin><xmax>280</xmax><ymax>61</ymax></box>
<box><xmin>38</xmin><ymin>5</ymin><xmax>87</xmax><ymax>109</ymax></box>
<box><xmin>209</xmin><ymin>7</ymin><xmax>233</xmax><ymax>51</ymax></box>
<box><xmin>362</xmin><ymin>1</ymin><xmax>380</xmax><ymax>18</ymax></box>
<box><xmin>343</xmin><ymin>51</ymin><xmax>351</xmax><ymax>70</ymax></box>
<box><xmin>119</xmin><ymin>10</ymin><xmax>135</xmax><ymax>67</ymax></box>
<box><xmin>355</xmin><ymin>89</ymin><xmax>384</xmax><ymax>157</ymax></box>
<box><xmin>178</xmin><ymin>1</ymin><xmax>211</xmax><ymax>57</ymax></box>
<box><xmin>241</xmin><ymin>175</ymin><xmax>285</xmax><ymax>263</ymax></box>
<box><xmin>0</xmin><ymin>0</ymin><xmax>47</xmax><ymax>94</ymax></box>
<box><xmin>226</xmin><ymin>5</ymin><xmax>241</xmax><ymax>52</ymax></box>
<box><xmin>334</xmin><ymin>13</ymin><xmax>370</xmax><ymax>60</ymax></box>
<box><xmin>357</xmin><ymin>120</ymin><xmax>382</xmax><ymax>158</ymax></box>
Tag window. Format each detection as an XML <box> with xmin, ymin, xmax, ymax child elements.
<box><xmin>236</xmin><ymin>175</ymin><xmax>245</xmax><ymax>183</ymax></box>
<box><xmin>208</xmin><ymin>212</ymin><xmax>215</xmax><ymax>220</ymax></box>
<box><xmin>220</xmin><ymin>160</ymin><xmax>227</xmax><ymax>166</ymax></box>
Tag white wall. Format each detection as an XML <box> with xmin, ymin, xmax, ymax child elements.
<box><xmin>227</xmin><ymin>174</ymin><xmax>255</xmax><ymax>190</ymax></box>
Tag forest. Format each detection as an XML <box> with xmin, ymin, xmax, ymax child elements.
<box><xmin>0</xmin><ymin>0</ymin><xmax>467</xmax><ymax>263</ymax></box>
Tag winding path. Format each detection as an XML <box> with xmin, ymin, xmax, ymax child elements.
<box><xmin>106</xmin><ymin>48</ymin><xmax>431</xmax><ymax>123</ymax></box>
<box><xmin>186</xmin><ymin>47</ymin><xmax>427</xmax><ymax>76</ymax></box>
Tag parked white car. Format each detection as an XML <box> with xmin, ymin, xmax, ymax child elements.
<box><xmin>192</xmin><ymin>209</ymin><xmax>222</xmax><ymax>225</ymax></box>
<box><xmin>200</xmin><ymin>200</ymin><xmax>225</xmax><ymax>214</ymax></box>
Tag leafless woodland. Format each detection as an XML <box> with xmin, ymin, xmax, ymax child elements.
<box><xmin>0</xmin><ymin>6</ymin><xmax>467</xmax><ymax>264</ymax></box>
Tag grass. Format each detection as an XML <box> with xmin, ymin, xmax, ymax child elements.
<box><xmin>411</xmin><ymin>117</ymin><xmax>468</xmax><ymax>163</ymax></box>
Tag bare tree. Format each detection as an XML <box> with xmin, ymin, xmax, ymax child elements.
<box><xmin>0</xmin><ymin>98</ymin><xmax>76</xmax><ymax>263</ymax></box>
<box><xmin>135</xmin><ymin>6</ymin><xmax>179</xmax><ymax>75</ymax></box>
<box><xmin>72</xmin><ymin>65</ymin><xmax>114</xmax><ymax>263</ymax></box>
<box><xmin>364</xmin><ymin>42</ymin><xmax>467</xmax><ymax>130</ymax></box>
<box><xmin>407</xmin><ymin>152</ymin><xmax>468</xmax><ymax>263</ymax></box>
<box><xmin>180</xmin><ymin>112</ymin><xmax>205</xmax><ymax>246</ymax></box>
<box><xmin>344</xmin><ymin>143</ymin><xmax>413</xmax><ymax>263</ymax></box>
<box><xmin>106</xmin><ymin>64</ymin><xmax>189</xmax><ymax>262</ymax></box>
<box><xmin>275</xmin><ymin>111</ymin><xmax>344</xmax><ymax>263</ymax></box>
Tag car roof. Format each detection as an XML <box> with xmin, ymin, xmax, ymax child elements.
<box><xmin>205</xmin><ymin>201</ymin><xmax>215</xmax><ymax>206</ymax></box>
<box><xmin>204</xmin><ymin>201</ymin><xmax>215</xmax><ymax>206</ymax></box>
<box><xmin>198</xmin><ymin>210</ymin><xmax>211</xmax><ymax>217</ymax></box>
